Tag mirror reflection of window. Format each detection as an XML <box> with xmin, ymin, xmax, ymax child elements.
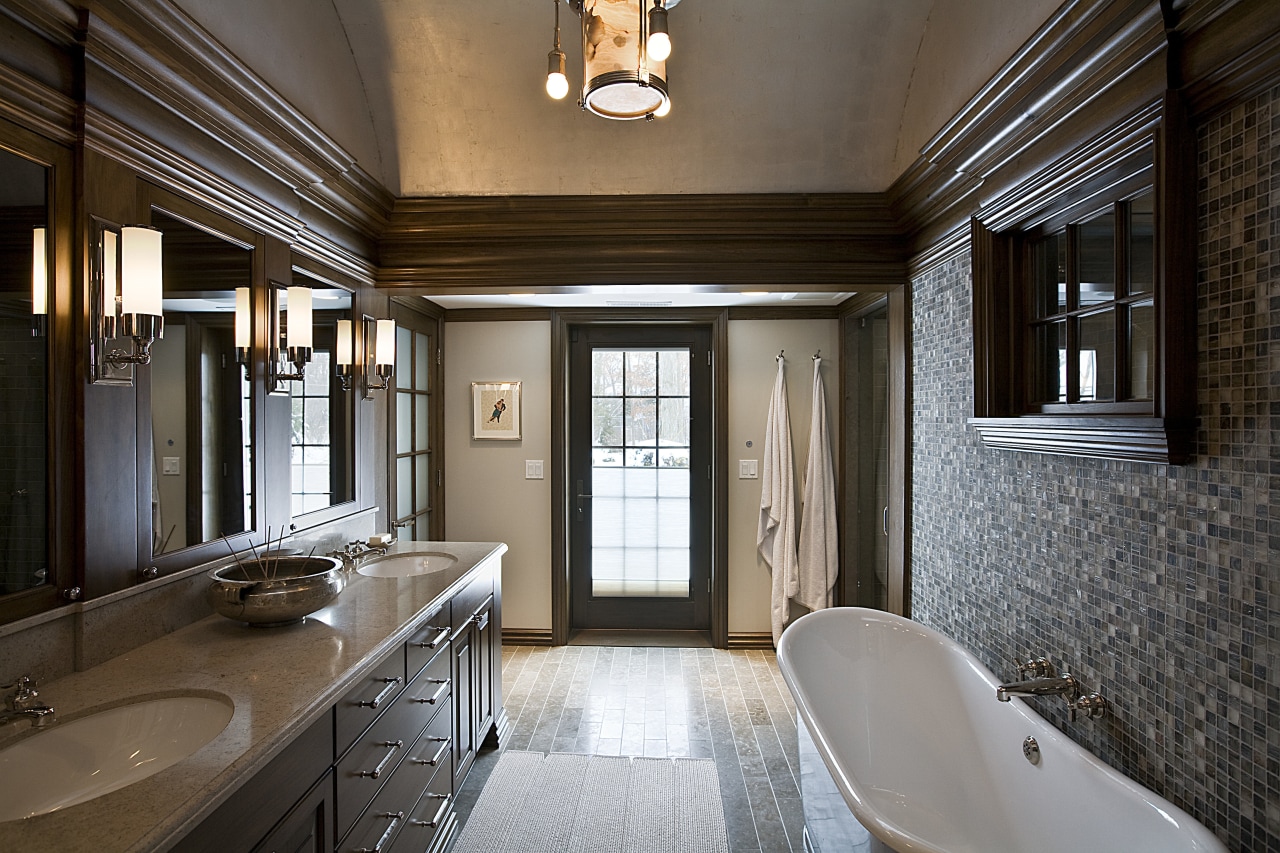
<box><xmin>0</xmin><ymin>147</ymin><xmax>48</xmax><ymax>593</ymax></box>
<box><xmin>287</xmin><ymin>277</ymin><xmax>354</xmax><ymax>518</ymax></box>
<box><xmin>150</xmin><ymin>211</ymin><xmax>253</xmax><ymax>555</ymax></box>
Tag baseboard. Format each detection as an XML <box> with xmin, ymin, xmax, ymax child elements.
<box><xmin>726</xmin><ymin>632</ymin><xmax>775</xmax><ymax>650</ymax></box>
<box><xmin>502</xmin><ymin>627</ymin><xmax>554</xmax><ymax>646</ymax></box>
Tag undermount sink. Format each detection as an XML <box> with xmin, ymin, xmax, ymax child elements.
<box><xmin>357</xmin><ymin>552</ymin><xmax>458</xmax><ymax>578</ymax></box>
<box><xmin>0</xmin><ymin>693</ymin><xmax>234</xmax><ymax>821</ymax></box>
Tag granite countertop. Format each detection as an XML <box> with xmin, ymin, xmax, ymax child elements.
<box><xmin>0</xmin><ymin>540</ymin><xmax>507</xmax><ymax>853</ymax></box>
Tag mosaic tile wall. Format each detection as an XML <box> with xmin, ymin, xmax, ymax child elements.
<box><xmin>909</xmin><ymin>84</ymin><xmax>1279</xmax><ymax>851</ymax></box>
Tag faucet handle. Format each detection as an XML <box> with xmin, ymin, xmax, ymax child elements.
<box><xmin>3</xmin><ymin>676</ymin><xmax>40</xmax><ymax>710</ymax></box>
<box><xmin>1068</xmin><ymin>691</ymin><xmax>1107</xmax><ymax>722</ymax></box>
<box><xmin>1015</xmin><ymin>657</ymin><xmax>1057</xmax><ymax>678</ymax></box>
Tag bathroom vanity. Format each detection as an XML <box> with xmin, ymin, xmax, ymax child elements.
<box><xmin>0</xmin><ymin>541</ymin><xmax>508</xmax><ymax>853</ymax></box>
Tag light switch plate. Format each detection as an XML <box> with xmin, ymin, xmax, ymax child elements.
<box><xmin>739</xmin><ymin>459</ymin><xmax>758</xmax><ymax>479</ymax></box>
<box><xmin>525</xmin><ymin>460</ymin><xmax>544</xmax><ymax>480</ymax></box>
<box><xmin>162</xmin><ymin>456</ymin><xmax>181</xmax><ymax>476</ymax></box>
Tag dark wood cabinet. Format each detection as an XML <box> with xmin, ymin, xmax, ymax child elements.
<box><xmin>176</xmin><ymin>556</ymin><xmax>503</xmax><ymax>853</ymax></box>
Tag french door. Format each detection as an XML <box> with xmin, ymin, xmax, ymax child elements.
<box><xmin>568</xmin><ymin>325</ymin><xmax>712</xmax><ymax>630</ymax></box>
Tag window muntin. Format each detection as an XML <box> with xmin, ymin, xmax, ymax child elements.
<box><xmin>1024</xmin><ymin>190</ymin><xmax>1155</xmax><ymax>411</ymax></box>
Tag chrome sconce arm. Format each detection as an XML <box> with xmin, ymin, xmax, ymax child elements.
<box><xmin>362</xmin><ymin>316</ymin><xmax>396</xmax><ymax>398</ymax></box>
<box><xmin>89</xmin><ymin>219</ymin><xmax>165</xmax><ymax>385</ymax></box>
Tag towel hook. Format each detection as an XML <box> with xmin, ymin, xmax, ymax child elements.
<box><xmin>812</xmin><ymin>350</ymin><xmax>821</xmax><ymax>360</ymax></box>
<box><xmin>776</xmin><ymin>350</ymin><xmax>785</xmax><ymax>362</ymax></box>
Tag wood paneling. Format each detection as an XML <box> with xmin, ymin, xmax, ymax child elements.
<box><xmin>380</xmin><ymin>194</ymin><xmax>907</xmax><ymax>291</ymax></box>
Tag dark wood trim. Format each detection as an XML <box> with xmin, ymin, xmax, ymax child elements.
<box><xmin>887</xmin><ymin>285</ymin><xmax>911</xmax><ymax>618</ymax></box>
<box><xmin>726</xmin><ymin>632</ymin><xmax>774</xmax><ymax>650</ymax></box>
<box><xmin>1181</xmin><ymin>0</ymin><xmax>1280</xmax><ymax>119</ymax></box>
<box><xmin>502</xmin><ymin>628</ymin><xmax>554</xmax><ymax>646</ymax></box>
<box><xmin>381</xmin><ymin>194</ymin><xmax>906</xmax><ymax>290</ymax></box>
<box><xmin>967</xmin><ymin>89</ymin><xmax>1195</xmax><ymax>465</ymax></box>
<box><xmin>444</xmin><ymin>308</ymin><xmax>553</xmax><ymax>323</ymax></box>
<box><xmin>710</xmin><ymin>309</ymin><xmax>729</xmax><ymax>649</ymax></box>
<box><xmin>727</xmin><ymin>306</ymin><xmax>842</xmax><ymax>321</ymax></box>
<box><xmin>550</xmin><ymin>310</ymin><xmax>569</xmax><ymax>646</ymax></box>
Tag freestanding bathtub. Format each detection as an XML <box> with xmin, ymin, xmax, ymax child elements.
<box><xmin>777</xmin><ymin>608</ymin><xmax>1226</xmax><ymax>853</ymax></box>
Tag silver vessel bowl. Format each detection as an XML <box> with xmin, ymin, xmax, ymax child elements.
<box><xmin>208</xmin><ymin>556</ymin><xmax>345</xmax><ymax>627</ymax></box>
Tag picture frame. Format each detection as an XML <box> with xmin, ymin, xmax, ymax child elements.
<box><xmin>472</xmin><ymin>381</ymin><xmax>522</xmax><ymax>440</ymax></box>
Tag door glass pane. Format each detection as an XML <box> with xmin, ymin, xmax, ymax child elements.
<box><xmin>1030</xmin><ymin>321</ymin><xmax>1067</xmax><ymax>403</ymax></box>
<box><xmin>1078</xmin><ymin>212</ymin><xmax>1115</xmax><ymax>306</ymax></box>
<box><xmin>396</xmin><ymin>325</ymin><xmax>411</xmax><ymax>389</ymax></box>
<box><xmin>1128</xmin><ymin>300</ymin><xmax>1155</xmax><ymax>401</ymax></box>
<box><xmin>415</xmin><ymin>454</ymin><xmax>430</xmax><ymax>510</ymax></box>
<box><xmin>1029</xmin><ymin>229</ymin><xmax>1067</xmax><ymax>318</ymax></box>
<box><xmin>414</xmin><ymin>331</ymin><xmax>430</xmax><ymax>392</ymax></box>
<box><xmin>591</xmin><ymin>347</ymin><xmax>690</xmax><ymax>598</ymax></box>
<box><xmin>1128</xmin><ymin>192</ymin><xmax>1154</xmax><ymax>296</ymax></box>
<box><xmin>415</xmin><ymin>395</ymin><xmax>429</xmax><ymax>449</ymax></box>
<box><xmin>396</xmin><ymin>391</ymin><xmax>412</xmax><ymax>454</ymax></box>
<box><xmin>396</xmin><ymin>457</ymin><xmax>412</xmax><ymax>518</ymax></box>
<box><xmin>1078</xmin><ymin>310</ymin><xmax>1115</xmax><ymax>401</ymax></box>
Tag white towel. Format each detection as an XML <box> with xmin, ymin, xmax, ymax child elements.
<box><xmin>797</xmin><ymin>357</ymin><xmax>838</xmax><ymax>611</ymax></box>
<box><xmin>758</xmin><ymin>358</ymin><xmax>798</xmax><ymax>646</ymax></box>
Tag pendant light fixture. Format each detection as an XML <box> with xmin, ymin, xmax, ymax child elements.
<box><xmin>546</xmin><ymin>0</ymin><xmax>682</xmax><ymax>121</ymax></box>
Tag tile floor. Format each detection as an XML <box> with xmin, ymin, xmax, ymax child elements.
<box><xmin>453</xmin><ymin>644</ymin><xmax>806</xmax><ymax>853</ymax></box>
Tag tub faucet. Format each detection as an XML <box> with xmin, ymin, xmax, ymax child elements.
<box><xmin>996</xmin><ymin>660</ymin><xmax>1107</xmax><ymax>721</ymax></box>
<box><xmin>1</xmin><ymin>677</ymin><xmax>55</xmax><ymax>729</ymax></box>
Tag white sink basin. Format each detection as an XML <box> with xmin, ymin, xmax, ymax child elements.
<box><xmin>0</xmin><ymin>694</ymin><xmax>234</xmax><ymax>821</ymax></box>
<box><xmin>357</xmin><ymin>552</ymin><xmax>458</xmax><ymax>578</ymax></box>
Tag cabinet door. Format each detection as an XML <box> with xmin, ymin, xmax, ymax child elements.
<box><xmin>253</xmin><ymin>771</ymin><xmax>334</xmax><ymax>853</ymax></box>
<box><xmin>473</xmin><ymin>597</ymin><xmax>495</xmax><ymax>743</ymax></box>
<box><xmin>451</xmin><ymin>622</ymin><xmax>476</xmax><ymax>789</ymax></box>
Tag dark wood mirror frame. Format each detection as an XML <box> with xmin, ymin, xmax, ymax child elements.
<box><xmin>0</xmin><ymin>120</ymin><xmax>75</xmax><ymax>624</ymax></box>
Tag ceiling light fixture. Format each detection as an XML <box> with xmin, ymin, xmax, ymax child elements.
<box><xmin>547</xmin><ymin>0</ymin><xmax>681</xmax><ymax>121</ymax></box>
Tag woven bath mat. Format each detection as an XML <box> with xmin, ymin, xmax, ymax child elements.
<box><xmin>452</xmin><ymin>750</ymin><xmax>729</xmax><ymax>853</ymax></box>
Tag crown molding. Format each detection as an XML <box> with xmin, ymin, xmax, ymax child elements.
<box><xmin>380</xmin><ymin>193</ymin><xmax>908</xmax><ymax>290</ymax></box>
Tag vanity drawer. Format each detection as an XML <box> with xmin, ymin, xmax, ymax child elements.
<box><xmin>405</xmin><ymin>604</ymin><xmax>451</xmax><ymax>680</ymax></box>
<box><xmin>335</xmin><ymin>685</ymin><xmax>419</xmax><ymax>838</ymax></box>
<box><xmin>388</xmin><ymin>755</ymin><xmax>455</xmax><ymax>853</ymax></box>
<box><xmin>335</xmin><ymin>647</ymin><xmax>407</xmax><ymax>759</ymax></box>
<box><xmin>450</xmin><ymin>568</ymin><xmax>492</xmax><ymax>637</ymax></box>
<box><xmin>338</xmin><ymin>711</ymin><xmax>450</xmax><ymax>853</ymax></box>
<box><xmin>402</xmin><ymin>643</ymin><xmax>452</xmax><ymax>722</ymax></box>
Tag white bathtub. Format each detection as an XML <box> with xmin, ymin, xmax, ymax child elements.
<box><xmin>777</xmin><ymin>608</ymin><xmax>1226</xmax><ymax>853</ymax></box>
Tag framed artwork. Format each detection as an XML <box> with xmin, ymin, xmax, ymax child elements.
<box><xmin>472</xmin><ymin>381</ymin><xmax>522</xmax><ymax>440</ymax></box>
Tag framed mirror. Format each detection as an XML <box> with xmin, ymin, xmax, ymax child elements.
<box><xmin>0</xmin><ymin>145</ymin><xmax>49</xmax><ymax>596</ymax></box>
<box><xmin>147</xmin><ymin>209</ymin><xmax>255</xmax><ymax>556</ymax></box>
<box><xmin>278</xmin><ymin>272</ymin><xmax>355</xmax><ymax>519</ymax></box>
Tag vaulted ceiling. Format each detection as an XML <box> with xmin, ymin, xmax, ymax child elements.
<box><xmin>171</xmin><ymin>0</ymin><xmax>1065</xmax><ymax>199</ymax></box>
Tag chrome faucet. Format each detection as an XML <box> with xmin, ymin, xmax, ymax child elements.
<box><xmin>1</xmin><ymin>677</ymin><xmax>55</xmax><ymax>729</ymax></box>
<box><xmin>326</xmin><ymin>540</ymin><xmax>388</xmax><ymax>572</ymax></box>
<box><xmin>996</xmin><ymin>658</ymin><xmax>1107</xmax><ymax>721</ymax></box>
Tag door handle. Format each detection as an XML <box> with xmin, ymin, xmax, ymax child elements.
<box><xmin>575</xmin><ymin>480</ymin><xmax>592</xmax><ymax>520</ymax></box>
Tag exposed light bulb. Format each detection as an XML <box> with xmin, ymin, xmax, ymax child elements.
<box><xmin>546</xmin><ymin>71</ymin><xmax>569</xmax><ymax>100</ymax></box>
<box><xmin>647</xmin><ymin>32</ymin><xmax>671</xmax><ymax>62</ymax></box>
<box><xmin>654</xmin><ymin>97</ymin><xmax>671</xmax><ymax>118</ymax></box>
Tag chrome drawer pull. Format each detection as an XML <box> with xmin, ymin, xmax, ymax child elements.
<box><xmin>413</xmin><ymin>627</ymin><xmax>450</xmax><ymax>650</ymax></box>
<box><xmin>357</xmin><ymin>740</ymin><xmax>404</xmax><ymax>779</ymax></box>
<box><xmin>412</xmin><ymin>735</ymin><xmax>452</xmax><ymax>768</ymax></box>
<box><xmin>357</xmin><ymin>676</ymin><xmax>403</xmax><ymax>709</ymax></box>
<box><xmin>356</xmin><ymin>811</ymin><xmax>404</xmax><ymax>853</ymax></box>
<box><xmin>410</xmin><ymin>793</ymin><xmax>452</xmax><ymax>830</ymax></box>
<box><xmin>410</xmin><ymin>679</ymin><xmax>449</xmax><ymax>706</ymax></box>
<box><xmin>473</xmin><ymin>610</ymin><xmax>489</xmax><ymax>630</ymax></box>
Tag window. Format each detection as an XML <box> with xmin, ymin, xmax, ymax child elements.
<box><xmin>969</xmin><ymin>95</ymin><xmax>1195</xmax><ymax>463</ymax></box>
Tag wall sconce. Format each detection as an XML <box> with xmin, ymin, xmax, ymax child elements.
<box><xmin>31</xmin><ymin>226</ymin><xmax>46</xmax><ymax>338</ymax></box>
<box><xmin>335</xmin><ymin>318</ymin><xmax>354</xmax><ymax>391</ymax></box>
<box><xmin>234</xmin><ymin>286</ymin><xmax>251</xmax><ymax>381</ymax></box>
<box><xmin>89</xmin><ymin>220</ymin><xmax>164</xmax><ymax>385</ymax></box>
<box><xmin>272</xmin><ymin>284</ymin><xmax>313</xmax><ymax>389</ymax></box>
<box><xmin>107</xmin><ymin>225</ymin><xmax>164</xmax><ymax>367</ymax></box>
<box><xmin>363</xmin><ymin>316</ymin><xmax>396</xmax><ymax>398</ymax></box>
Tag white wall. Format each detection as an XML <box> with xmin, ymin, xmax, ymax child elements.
<box><xmin>442</xmin><ymin>316</ymin><xmax>840</xmax><ymax>639</ymax></box>
<box><xmin>444</xmin><ymin>321</ymin><xmax>553</xmax><ymax>631</ymax></box>
<box><xmin>726</xmin><ymin>319</ymin><xmax>840</xmax><ymax>636</ymax></box>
